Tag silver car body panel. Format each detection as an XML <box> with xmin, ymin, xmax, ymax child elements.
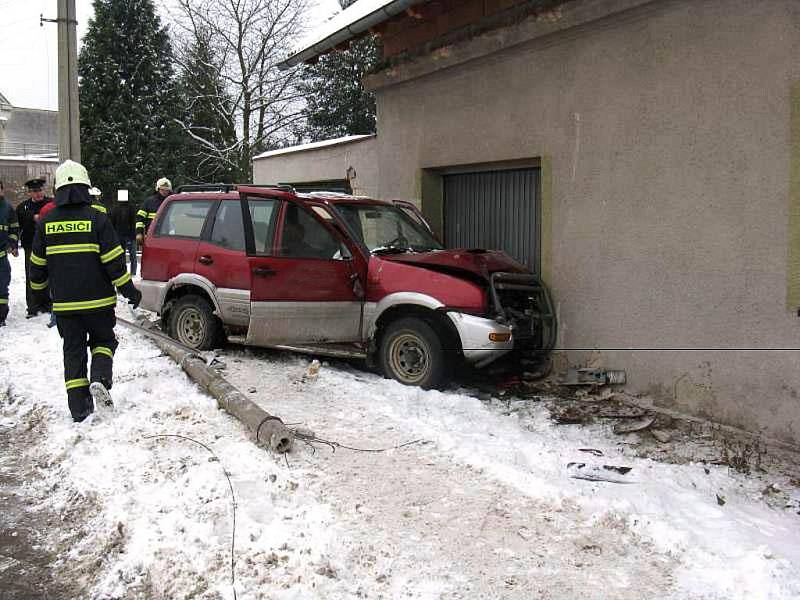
<box><xmin>141</xmin><ymin>279</ymin><xmax>511</xmax><ymax>368</ymax></box>
<box><xmin>138</xmin><ymin>279</ymin><xmax>168</xmax><ymax>313</ymax></box>
<box><xmin>216</xmin><ymin>288</ymin><xmax>250</xmax><ymax>326</ymax></box>
<box><xmin>246</xmin><ymin>301</ymin><xmax>362</xmax><ymax>345</ymax></box>
<box><xmin>363</xmin><ymin>292</ymin><xmax>444</xmax><ymax>338</ymax></box>
<box><xmin>138</xmin><ymin>274</ymin><xmax>249</xmax><ymax>326</ymax></box>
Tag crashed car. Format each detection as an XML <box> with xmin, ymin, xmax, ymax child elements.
<box><xmin>138</xmin><ymin>184</ymin><xmax>556</xmax><ymax>388</ymax></box>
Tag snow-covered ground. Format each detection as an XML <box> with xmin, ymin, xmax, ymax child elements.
<box><xmin>1</xmin><ymin>252</ymin><xmax>799</xmax><ymax>599</ymax></box>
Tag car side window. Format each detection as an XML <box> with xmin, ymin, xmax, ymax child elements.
<box><xmin>248</xmin><ymin>198</ymin><xmax>279</xmax><ymax>255</ymax></box>
<box><xmin>210</xmin><ymin>200</ymin><xmax>245</xmax><ymax>251</ymax></box>
<box><xmin>279</xmin><ymin>203</ymin><xmax>342</xmax><ymax>260</ymax></box>
<box><xmin>155</xmin><ymin>200</ymin><xmax>213</xmax><ymax>238</ymax></box>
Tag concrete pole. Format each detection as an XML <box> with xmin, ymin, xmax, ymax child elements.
<box><xmin>57</xmin><ymin>0</ymin><xmax>80</xmax><ymax>162</ymax></box>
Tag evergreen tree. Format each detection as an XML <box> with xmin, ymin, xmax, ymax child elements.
<box><xmin>175</xmin><ymin>30</ymin><xmax>238</xmax><ymax>182</ymax></box>
<box><xmin>300</xmin><ymin>29</ymin><xmax>380</xmax><ymax>142</ymax></box>
<box><xmin>79</xmin><ymin>0</ymin><xmax>186</xmax><ymax>203</ymax></box>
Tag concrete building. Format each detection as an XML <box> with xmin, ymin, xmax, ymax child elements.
<box><xmin>253</xmin><ymin>134</ymin><xmax>378</xmax><ymax>195</ymax></box>
<box><xmin>0</xmin><ymin>91</ymin><xmax>58</xmax><ymax>204</ymax></box>
<box><xmin>263</xmin><ymin>0</ymin><xmax>800</xmax><ymax>447</ymax></box>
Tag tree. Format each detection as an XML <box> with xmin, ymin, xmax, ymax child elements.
<box><xmin>172</xmin><ymin>0</ymin><xmax>308</xmax><ymax>181</ymax></box>
<box><xmin>79</xmin><ymin>0</ymin><xmax>185</xmax><ymax>202</ymax></box>
<box><xmin>300</xmin><ymin>34</ymin><xmax>380</xmax><ymax>142</ymax></box>
<box><xmin>174</xmin><ymin>30</ymin><xmax>238</xmax><ymax>182</ymax></box>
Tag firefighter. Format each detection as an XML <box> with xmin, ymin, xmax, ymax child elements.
<box><xmin>29</xmin><ymin>160</ymin><xmax>141</xmax><ymax>422</ymax></box>
<box><xmin>16</xmin><ymin>178</ymin><xmax>52</xmax><ymax>316</ymax></box>
<box><xmin>89</xmin><ymin>187</ymin><xmax>107</xmax><ymax>213</ymax></box>
<box><xmin>0</xmin><ymin>185</ymin><xmax>20</xmax><ymax>326</ymax></box>
<box><xmin>135</xmin><ymin>177</ymin><xmax>171</xmax><ymax>248</ymax></box>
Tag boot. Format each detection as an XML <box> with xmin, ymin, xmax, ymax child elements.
<box><xmin>89</xmin><ymin>382</ymin><xmax>114</xmax><ymax>410</ymax></box>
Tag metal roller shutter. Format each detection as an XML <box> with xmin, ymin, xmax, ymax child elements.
<box><xmin>444</xmin><ymin>167</ymin><xmax>540</xmax><ymax>273</ymax></box>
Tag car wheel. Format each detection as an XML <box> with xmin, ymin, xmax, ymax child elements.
<box><xmin>169</xmin><ymin>294</ymin><xmax>222</xmax><ymax>350</ymax></box>
<box><xmin>379</xmin><ymin>317</ymin><xmax>447</xmax><ymax>389</ymax></box>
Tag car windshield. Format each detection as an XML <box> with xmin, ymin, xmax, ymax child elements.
<box><xmin>334</xmin><ymin>203</ymin><xmax>443</xmax><ymax>254</ymax></box>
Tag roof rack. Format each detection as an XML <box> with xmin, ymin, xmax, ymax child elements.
<box><xmin>255</xmin><ymin>183</ymin><xmax>296</xmax><ymax>194</ymax></box>
<box><xmin>175</xmin><ymin>183</ymin><xmax>297</xmax><ymax>194</ymax></box>
<box><xmin>175</xmin><ymin>183</ymin><xmax>237</xmax><ymax>193</ymax></box>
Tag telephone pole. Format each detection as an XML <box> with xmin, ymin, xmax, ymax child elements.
<box><xmin>57</xmin><ymin>0</ymin><xmax>80</xmax><ymax>162</ymax></box>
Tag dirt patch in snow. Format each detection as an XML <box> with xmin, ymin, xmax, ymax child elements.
<box><xmin>0</xmin><ymin>390</ymin><xmax>88</xmax><ymax>599</ymax></box>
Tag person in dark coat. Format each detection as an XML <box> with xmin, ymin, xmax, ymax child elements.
<box><xmin>16</xmin><ymin>178</ymin><xmax>52</xmax><ymax>316</ymax></box>
<box><xmin>29</xmin><ymin>160</ymin><xmax>141</xmax><ymax>422</ymax></box>
<box><xmin>0</xmin><ymin>184</ymin><xmax>20</xmax><ymax>326</ymax></box>
<box><xmin>110</xmin><ymin>190</ymin><xmax>137</xmax><ymax>275</ymax></box>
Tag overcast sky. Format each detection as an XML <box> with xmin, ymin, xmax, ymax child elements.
<box><xmin>0</xmin><ymin>0</ymin><xmax>340</xmax><ymax>111</ymax></box>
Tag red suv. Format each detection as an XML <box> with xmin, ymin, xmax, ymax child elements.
<box><xmin>138</xmin><ymin>185</ymin><xmax>555</xmax><ymax>388</ymax></box>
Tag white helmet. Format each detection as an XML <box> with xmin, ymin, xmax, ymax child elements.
<box><xmin>55</xmin><ymin>160</ymin><xmax>91</xmax><ymax>190</ymax></box>
<box><xmin>88</xmin><ymin>186</ymin><xmax>102</xmax><ymax>197</ymax></box>
<box><xmin>155</xmin><ymin>177</ymin><xmax>172</xmax><ymax>191</ymax></box>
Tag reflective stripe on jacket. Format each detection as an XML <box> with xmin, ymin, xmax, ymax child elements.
<box><xmin>30</xmin><ymin>198</ymin><xmax>136</xmax><ymax>314</ymax></box>
<box><xmin>135</xmin><ymin>192</ymin><xmax>168</xmax><ymax>234</ymax></box>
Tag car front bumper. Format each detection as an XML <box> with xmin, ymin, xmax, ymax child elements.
<box><xmin>446</xmin><ymin>311</ymin><xmax>514</xmax><ymax>368</ymax></box>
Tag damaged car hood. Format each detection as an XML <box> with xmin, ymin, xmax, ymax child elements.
<box><xmin>382</xmin><ymin>249</ymin><xmax>529</xmax><ymax>281</ymax></box>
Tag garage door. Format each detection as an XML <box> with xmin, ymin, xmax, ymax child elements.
<box><xmin>444</xmin><ymin>167</ymin><xmax>540</xmax><ymax>273</ymax></box>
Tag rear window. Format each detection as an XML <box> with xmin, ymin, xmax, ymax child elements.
<box><xmin>155</xmin><ymin>200</ymin><xmax>213</xmax><ymax>239</ymax></box>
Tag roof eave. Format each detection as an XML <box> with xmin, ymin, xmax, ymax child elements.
<box><xmin>278</xmin><ymin>0</ymin><xmax>422</xmax><ymax>70</ymax></box>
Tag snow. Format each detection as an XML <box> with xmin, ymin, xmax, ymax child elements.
<box><xmin>1</xmin><ymin>252</ymin><xmax>800</xmax><ymax>599</ymax></box>
<box><xmin>0</xmin><ymin>154</ymin><xmax>59</xmax><ymax>162</ymax></box>
<box><xmin>281</xmin><ymin>0</ymin><xmax>408</xmax><ymax>67</ymax></box>
<box><xmin>253</xmin><ymin>134</ymin><xmax>375</xmax><ymax>160</ymax></box>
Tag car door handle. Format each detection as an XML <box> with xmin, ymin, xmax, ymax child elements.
<box><xmin>252</xmin><ymin>266</ymin><xmax>276</xmax><ymax>277</ymax></box>
<box><xmin>198</xmin><ymin>255</ymin><xmax>213</xmax><ymax>265</ymax></box>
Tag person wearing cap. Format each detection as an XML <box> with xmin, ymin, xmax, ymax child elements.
<box><xmin>16</xmin><ymin>178</ymin><xmax>52</xmax><ymax>316</ymax></box>
<box><xmin>135</xmin><ymin>177</ymin><xmax>171</xmax><ymax>248</ymax></box>
<box><xmin>0</xmin><ymin>183</ymin><xmax>20</xmax><ymax>326</ymax></box>
<box><xmin>110</xmin><ymin>190</ymin><xmax>137</xmax><ymax>276</ymax></box>
<box><xmin>29</xmin><ymin>160</ymin><xmax>142</xmax><ymax>422</ymax></box>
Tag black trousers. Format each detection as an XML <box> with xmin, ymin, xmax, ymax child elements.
<box><xmin>56</xmin><ymin>309</ymin><xmax>118</xmax><ymax>421</ymax></box>
<box><xmin>0</xmin><ymin>255</ymin><xmax>9</xmax><ymax>322</ymax></box>
<box><xmin>23</xmin><ymin>249</ymin><xmax>51</xmax><ymax>314</ymax></box>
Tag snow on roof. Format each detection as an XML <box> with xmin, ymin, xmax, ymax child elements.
<box><xmin>278</xmin><ymin>0</ymin><xmax>421</xmax><ymax>69</ymax></box>
<box><xmin>253</xmin><ymin>134</ymin><xmax>375</xmax><ymax>160</ymax></box>
<box><xmin>0</xmin><ymin>153</ymin><xmax>58</xmax><ymax>162</ymax></box>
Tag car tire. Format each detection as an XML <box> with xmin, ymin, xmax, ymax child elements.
<box><xmin>379</xmin><ymin>317</ymin><xmax>447</xmax><ymax>389</ymax></box>
<box><xmin>169</xmin><ymin>294</ymin><xmax>222</xmax><ymax>350</ymax></box>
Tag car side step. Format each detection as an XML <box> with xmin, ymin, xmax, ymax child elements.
<box><xmin>226</xmin><ymin>336</ymin><xmax>367</xmax><ymax>360</ymax></box>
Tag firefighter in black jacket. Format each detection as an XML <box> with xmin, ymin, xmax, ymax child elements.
<box><xmin>0</xmin><ymin>185</ymin><xmax>20</xmax><ymax>326</ymax></box>
<box><xmin>135</xmin><ymin>177</ymin><xmax>171</xmax><ymax>247</ymax></box>
<box><xmin>30</xmin><ymin>160</ymin><xmax>142</xmax><ymax>422</ymax></box>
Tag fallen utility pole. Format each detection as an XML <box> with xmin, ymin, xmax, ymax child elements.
<box><xmin>117</xmin><ymin>316</ymin><xmax>294</xmax><ymax>454</ymax></box>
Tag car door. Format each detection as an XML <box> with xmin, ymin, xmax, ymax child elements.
<box><xmin>193</xmin><ymin>199</ymin><xmax>251</xmax><ymax>327</ymax></box>
<box><xmin>239</xmin><ymin>189</ymin><xmax>365</xmax><ymax>345</ymax></box>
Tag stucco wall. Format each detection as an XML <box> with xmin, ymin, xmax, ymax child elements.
<box><xmin>1</xmin><ymin>107</ymin><xmax>58</xmax><ymax>152</ymax></box>
<box><xmin>252</xmin><ymin>137</ymin><xmax>378</xmax><ymax>197</ymax></box>
<box><xmin>370</xmin><ymin>0</ymin><xmax>800</xmax><ymax>445</ymax></box>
